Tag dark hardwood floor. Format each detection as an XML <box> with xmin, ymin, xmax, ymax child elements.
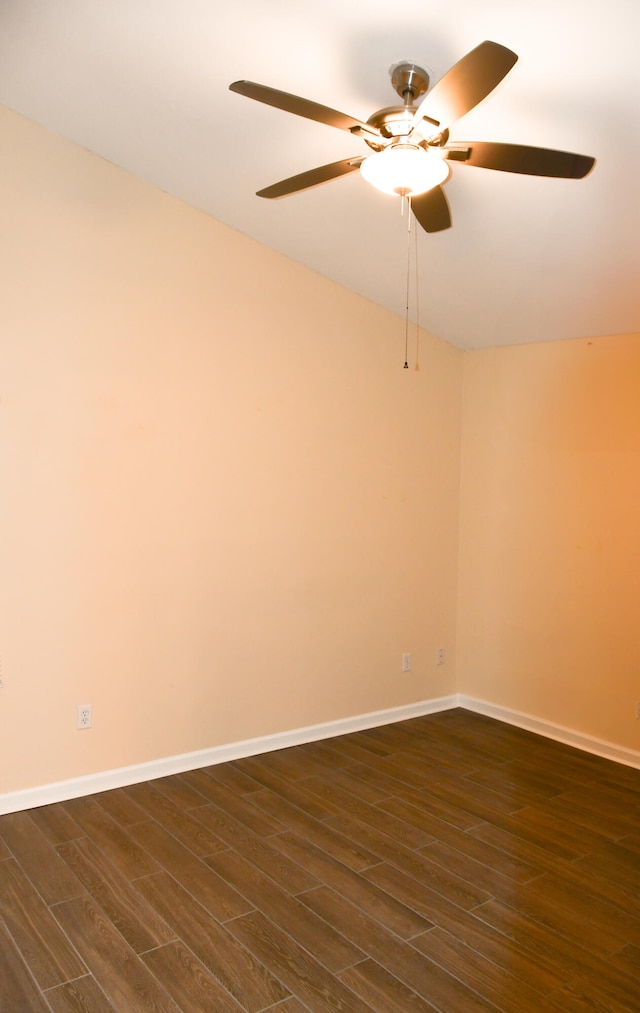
<box><xmin>1</xmin><ymin>708</ymin><xmax>640</xmax><ymax>1012</ymax></box>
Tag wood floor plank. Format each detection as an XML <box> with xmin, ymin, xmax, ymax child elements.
<box><xmin>566</xmin><ymin>968</ymin><xmax>640</xmax><ymax>1013</ymax></box>
<box><xmin>486</xmin><ymin>805</ymin><xmax>611</xmax><ymax>860</ymax></box>
<box><xmin>2</xmin><ymin>709</ymin><xmax>639</xmax><ymax>1013</ymax></box>
<box><xmin>420</xmin><ymin>713</ymin><xmax>536</xmax><ymax>752</ymax></box>
<box><xmin>324</xmin><ymin>808</ymin><xmax>424</xmax><ymax>866</ymax></box>
<box><xmin>135</xmin><ymin>871</ymin><xmax>290</xmax><ymax>1011</ymax></box>
<box><xmin>299</xmin><ymin>738</ymin><xmax>359</xmax><ymax>770</ymax></box>
<box><xmin>180</xmin><ymin>767</ymin><xmax>286</xmax><ymax>836</ymax></box>
<box><xmin>147</xmin><ymin>774</ymin><xmax>211</xmax><ymax>811</ymax></box>
<box><xmin>575</xmin><ymin>841</ymin><xmax>640</xmax><ymax>891</ymax></box>
<box><xmin>411</xmin><ymin>770</ymin><xmax>527</xmax><ymax>819</ymax></box>
<box><xmin>422</xmin><ymin>905</ymin><xmax>565</xmax><ymax>995</ymax></box>
<box><xmin>300</xmin><ymin>885</ymin><xmax>501</xmax><ymax>1013</ymax></box>
<box><xmin>319</xmin><ymin>765</ymin><xmax>395</xmax><ymax>805</ymax></box>
<box><xmin>544</xmin><ymin>979</ymin><xmax>637</xmax><ymax>1013</ymax></box>
<box><xmin>479</xmin><ymin>883</ymin><xmax>629</xmax><ymax>958</ymax></box>
<box><xmin>0</xmin><ymin>919</ymin><xmax>55</xmax><ymax>1013</ymax></box>
<box><xmin>323</xmin><ymin>809</ymin><xmax>492</xmax><ymax>910</ymax></box>
<box><xmin>336</xmin><ymin>728</ymin><xmax>398</xmax><ymax>757</ymax></box>
<box><xmin>204</xmin><ymin>761</ymin><xmax>264</xmax><ymax>795</ymax></box>
<box><xmin>369</xmin><ymin>767</ymin><xmax>485</xmax><ymax>831</ymax></box>
<box><xmin>56</xmin><ymin>837</ymin><xmax>177</xmax><ymax>953</ymax></box>
<box><xmin>270</xmin><ymin>999</ymin><xmax>318</xmax><ymax>1012</ymax></box>
<box><xmin>598</xmin><ymin>764</ymin><xmax>640</xmax><ymax>794</ymax></box>
<box><xmin>475</xmin><ymin>897</ymin><xmax>640</xmax><ymax>1007</ymax></box>
<box><xmin>311</xmin><ymin>733</ymin><xmax>398</xmax><ymax>767</ymax></box>
<box><xmin>610</xmin><ymin>942</ymin><xmax>640</xmax><ymax>976</ymax></box>
<box><xmin>344</xmin><ymin>757</ymin><xmax>500</xmax><ymax>834</ymax></box>
<box><xmin>342</xmin><ymin>750</ymin><xmax>436</xmax><ymax>791</ymax></box>
<box><xmin>193</xmin><ymin>801</ymin><xmax>320</xmax><ymax>894</ymax></box>
<box><xmin>552</xmin><ymin>780</ymin><xmax>640</xmax><ymax>828</ymax></box>
<box><xmin>301</xmin><ymin>778</ymin><xmax>436</xmax><ymax>848</ymax></box>
<box><xmin>338</xmin><ymin>958</ymin><xmax>439</xmax><ymax>1013</ymax></box>
<box><xmin>330</xmin><ymin>759</ymin><xmax>431</xmax><ymax>804</ymax></box>
<box><xmin>400</xmin><ymin>739</ymin><xmax>492</xmax><ymax>777</ymax></box>
<box><xmin>400</xmin><ymin>717</ymin><xmax>499</xmax><ymax>760</ymax></box>
<box><xmin>231</xmin><ymin>756</ymin><xmax>338</xmax><ymax>819</ymax></box>
<box><xmin>616</xmin><ymin>833</ymin><xmax>640</xmax><ymax>855</ymax></box>
<box><xmin>91</xmin><ymin>788</ymin><xmax>149</xmax><ymax>826</ymax></box>
<box><xmin>226</xmin><ymin>909</ymin><xmax>375</xmax><ymax>1013</ymax></box>
<box><xmin>141</xmin><ymin>941</ymin><xmax>245</xmax><ymax>1013</ymax></box>
<box><xmin>44</xmin><ymin>975</ymin><xmax>117</xmax><ymax>1013</ymax></box>
<box><xmin>377</xmin><ymin>791</ymin><xmax>479</xmax><ymax>835</ymax></box>
<box><xmin>418</xmin><ymin>839</ymin><xmax>540</xmax><ymax>904</ymax></box>
<box><xmin>414</xmin><ymin>819</ymin><xmax>542</xmax><ymax>885</ymax></box>
<box><xmin>62</xmin><ymin>797</ymin><xmax>159</xmax><ymax>880</ymax></box>
<box><xmin>126</xmin><ymin>819</ymin><xmax>252</xmax><ymax>921</ymax></box>
<box><xmin>28</xmin><ymin>804</ymin><xmax>85</xmax><ymax>846</ymax></box>
<box><xmin>518</xmin><ymin>869</ymin><xmax>640</xmax><ymax>947</ymax></box>
<box><xmin>411</xmin><ymin>926</ymin><xmax>550</xmax><ymax>1013</ymax></box>
<box><xmin>353</xmin><ymin>860</ymin><xmax>563</xmax><ymax>993</ymax></box>
<box><xmin>517</xmin><ymin>742</ymin><xmax>616</xmax><ymax>786</ymax></box>
<box><xmin>468</xmin><ymin>820</ymin><xmax>584</xmax><ymax>876</ymax></box>
<box><xmin>0</xmin><ymin>858</ymin><xmax>87</xmax><ymax>989</ymax></box>
<box><xmin>0</xmin><ymin>811</ymin><xmax>83</xmax><ymax>905</ymax></box>
<box><xmin>246</xmin><ymin>744</ymin><xmax>336</xmax><ymax>781</ymax></box>
<box><xmin>250</xmin><ymin>787</ymin><xmax>381</xmax><ymax>871</ymax></box>
<box><xmin>53</xmin><ymin>895</ymin><xmax>181</xmax><ymax>1013</ymax></box>
<box><xmin>123</xmin><ymin>781</ymin><xmax>226</xmax><ymax>856</ymax></box>
<box><xmin>273</xmin><ymin>831</ymin><xmax>434</xmax><ymax>938</ymax></box>
<box><xmin>363</xmin><ymin>856</ymin><xmax>492</xmax><ymax>918</ymax></box>
<box><xmin>464</xmin><ymin>760</ymin><xmax>576</xmax><ymax>801</ymax></box>
<box><xmin>206</xmin><ymin>846</ymin><xmax>364</xmax><ymax>973</ymax></box>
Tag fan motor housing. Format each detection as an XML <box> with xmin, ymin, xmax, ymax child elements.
<box><xmin>364</xmin><ymin>106</ymin><xmax>448</xmax><ymax>150</ymax></box>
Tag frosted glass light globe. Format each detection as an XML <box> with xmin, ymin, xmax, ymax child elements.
<box><xmin>360</xmin><ymin>144</ymin><xmax>448</xmax><ymax>197</ymax></box>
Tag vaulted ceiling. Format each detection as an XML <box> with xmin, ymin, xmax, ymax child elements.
<box><xmin>1</xmin><ymin>0</ymin><xmax>638</xmax><ymax>349</ymax></box>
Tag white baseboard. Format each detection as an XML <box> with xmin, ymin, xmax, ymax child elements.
<box><xmin>458</xmin><ymin>694</ymin><xmax>640</xmax><ymax>770</ymax></box>
<box><xmin>4</xmin><ymin>693</ymin><xmax>638</xmax><ymax>815</ymax></box>
<box><xmin>0</xmin><ymin>695</ymin><xmax>457</xmax><ymax>815</ymax></box>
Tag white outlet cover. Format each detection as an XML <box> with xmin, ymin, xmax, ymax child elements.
<box><xmin>77</xmin><ymin>705</ymin><xmax>92</xmax><ymax>729</ymax></box>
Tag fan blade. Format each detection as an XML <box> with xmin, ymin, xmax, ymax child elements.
<box><xmin>449</xmin><ymin>141</ymin><xmax>595</xmax><ymax>178</ymax></box>
<box><xmin>411</xmin><ymin>185</ymin><xmax>452</xmax><ymax>232</ymax></box>
<box><xmin>413</xmin><ymin>41</ymin><xmax>518</xmax><ymax>133</ymax></box>
<box><xmin>230</xmin><ymin>81</ymin><xmax>378</xmax><ymax>137</ymax></box>
<box><xmin>257</xmin><ymin>157</ymin><xmax>364</xmax><ymax>199</ymax></box>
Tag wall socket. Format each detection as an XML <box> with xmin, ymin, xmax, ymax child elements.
<box><xmin>437</xmin><ymin>648</ymin><xmax>446</xmax><ymax>666</ymax></box>
<box><xmin>402</xmin><ymin>653</ymin><xmax>412</xmax><ymax>673</ymax></box>
<box><xmin>77</xmin><ymin>705</ymin><xmax>92</xmax><ymax>730</ymax></box>
<box><xmin>636</xmin><ymin>702</ymin><xmax>640</xmax><ymax>720</ymax></box>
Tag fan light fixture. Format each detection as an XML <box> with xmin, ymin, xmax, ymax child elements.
<box><xmin>360</xmin><ymin>143</ymin><xmax>448</xmax><ymax>197</ymax></box>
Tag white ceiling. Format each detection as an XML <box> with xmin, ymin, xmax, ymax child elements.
<box><xmin>1</xmin><ymin>0</ymin><xmax>639</xmax><ymax>349</ymax></box>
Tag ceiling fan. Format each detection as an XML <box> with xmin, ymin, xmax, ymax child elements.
<box><xmin>229</xmin><ymin>41</ymin><xmax>595</xmax><ymax>233</ymax></box>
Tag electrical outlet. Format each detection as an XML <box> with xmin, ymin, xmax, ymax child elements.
<box><xmin>636</xmin><ymin>702</ymin><xmax>640</xmax><ymax>720</ymax></box>
<box><xmin>77</xmin><ymin>705</ymin><xmax>92</xmax><ymax>730</ymax></box>
<box><xmin>402</xmin><ymin>653</ymin><xmax>412</xmax><ymax>673</ymax></box>
<box><xmin>437</xmin><ymin>648</ymin><xmax>446</xmax><ymax>666</ymax></box>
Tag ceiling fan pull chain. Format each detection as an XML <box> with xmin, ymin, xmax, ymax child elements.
<box><xmin>414</xmin><ymin>219</ymin><xmax>421</xmax><ymax>372</ymax></box>
<box><xmin>404</xmin><ymin>197</ymin><xmax>412</xmax><ymax>368</ymax></box>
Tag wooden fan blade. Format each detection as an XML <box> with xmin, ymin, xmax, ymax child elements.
<box><xmin>413</xmin><ymin>41</ymin><xmax>517</xmax><ymax>132</ymax></box>
<box><xmin>411</xmin><ymin>185</ymin><xmax>452</xmax><ymax>232</ymax></box>
<box><xmin>257</xmin><ymin>157</ymin><xmax>364</xmax><ymax>199</ymax></box>
<box><xmin>230</xmin><ymin>81</ymin><xmax>378</xmax><ymax>136</ymax></box>
<box><xmin>450</xmin><ymin>141</ymin><xmax>596</xmax><ymax>178</ymax></box>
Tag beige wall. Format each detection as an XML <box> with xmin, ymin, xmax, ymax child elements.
<box><xmin>457</xmin><ymin>335</ymin><xmax>640</xmax><ymax>751</ymax></box>
<box><xmin>0</xmin><ymin>107</ymin><xmax>462</xmax><ymax>795</ymax></box>
<box><xmin>3</xmin><ymin>104</ymin><xmax>637</xmax><ymax>799</ymax></box>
